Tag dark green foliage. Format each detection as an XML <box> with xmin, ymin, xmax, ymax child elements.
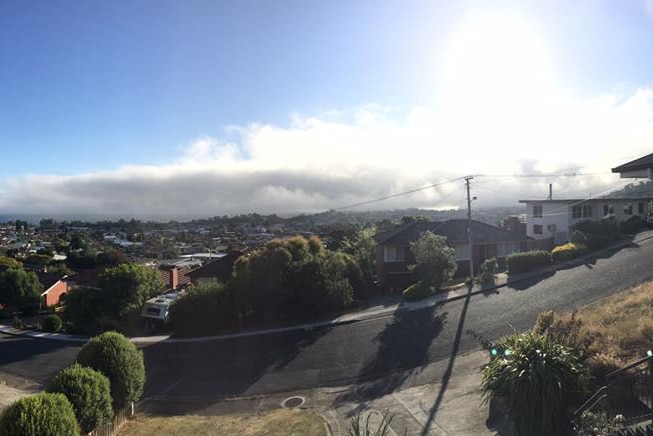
<box><xmin>42</xmin><ymin>314</ymin><xmax>62</xmax><ymax>332</ymax></box>
<box><xmin>408</xmin><ymin>231</ymin><xmax>457</xmax><ymax>291</ymax></box>
<box><xmin>76</xmin><ymin>331</ymin><xmax>145</xmax><ymax>409</ymax></box>
<box><xmin>506</xmin><ymin>250</ymin><xmax>551</xmax><ymax>274</ymax></box>
<box><xmin>168</xmin><ymin>282</ymin><xmax>234</xmax><ymax>336</ymax></box>
<box><xmin>571</xmin><ymin>217</ymin><xmax>622</xmax><ymax>251</ymax></box>
<box><xmin>0</xmin><ymin>256</ymin><xmax>22</xmax><ymax>269</ymax></box>
<box><xmin>402</xmin><ymin>282</ymin><xmax>433</xmax><ymax>301</ymax></box>
<box><xmin>620</xmin><ymin>215</ymin><xmax>643</xmax><ymax>234</ymax></box>
<box><xmin>99</xmin><ymin>263</ymin><xmax>165</xmax><ymax>319</ymax></box>
<box><xmin>340</xmin><ymin>227</ymin><xmax>378</xmax><ymax>299</ymax></box>
<box><xmin>481</xmin><ymin>332</ymin><xmax>589</xmax><ymax>436</ymax></box>
<box><xmin>47</xmin><ymin>364</ymin><xmax>113</xmax><ymax>434</ymax></box>
<box><xmin>0</xmin><ymin>392</ymin><xmax>80</xmax><ymax>436</ymax></box>
<box><xmin>477</xmin><ymin>257</ymin><xmax>497</xmax><ymax>285</ymax></box>
<box><xmin>63</xmin><ymin>287</ymin><xmax>102</xmax><ymax>334</ymax></box>
<box><xmin>24</xmin><ymin>254</ymin><xmax>52</xmax><ymax>266</ymax></box>
<box><xmin>0</xmin><ymin>268</ymin><xmax>43</xmax><ymax>315</ymax></box>
<box><xmin>231</xmin><ymin>236</ymin><xmax>356</xmax><ymax>325</ymax></box>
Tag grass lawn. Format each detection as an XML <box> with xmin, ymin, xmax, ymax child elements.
<box><xmin>578</xmin><ymin>279</ymin><xmax>653</xmax><ymax>364</ymax></box>
<box><xmin>118</xmin><ymin>409</ymin><xmax>327</xmax><ymax>436</ymax></box>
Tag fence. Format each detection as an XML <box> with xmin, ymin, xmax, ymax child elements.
<box><xmin>574</xmin><ymin>356</ymin><xmax>653</xmax><ymax>432</ymax></box>
<box><xmin>89</xmin><ymin>403</ymin><xmax>134</xmax><ymax>436</ymax></box>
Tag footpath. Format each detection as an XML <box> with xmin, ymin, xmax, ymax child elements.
<box><xmin>2</xmin><ymin>231</ymin><xmax>651</xmax><ymax>433</ymax></box>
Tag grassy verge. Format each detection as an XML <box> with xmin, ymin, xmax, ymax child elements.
<box><xmin>118</xmin><ymin>409</ymin><xmax>327</xmax><ymax>436</ymax></box>
<box><xmin>578</xmin><ymin>279</ymin><xmax>653</xmax><ymax>365</ymax></box>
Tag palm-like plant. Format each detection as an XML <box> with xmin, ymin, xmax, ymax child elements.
<box><xmin>481</xmin><ymin>331</ymin><xmax>589</xmax><ymax>436</ymax></box>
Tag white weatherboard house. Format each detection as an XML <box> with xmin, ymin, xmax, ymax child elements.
<box><xmin>519</xmin><ymin>153</ymin><xmax>653</xmax><ymax>244</ymax></box>
<box><xmin>519</xmin><ymin>198</ymin><xmax>653</xmax><ymax>244</ymax></box>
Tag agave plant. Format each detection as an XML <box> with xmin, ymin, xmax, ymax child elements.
<box><xmin>347</xmin><ymin>410</ymin><xmax>394</xmax><ymax>436</ymax></box>
<box><xmin>481</xmin><ymin>331</ymin><xmax>589</xmax><ymax>436</ymax></box>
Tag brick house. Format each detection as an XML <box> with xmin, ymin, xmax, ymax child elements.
<box><xmin>374</xmin><ymin>219</ymin><xmax>529</xmax><ymax>292</ymax></box>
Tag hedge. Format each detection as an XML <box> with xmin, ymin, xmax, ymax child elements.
<box><xmin>402</xmin><ymin>282</ymin><xmax>434</xmax><ymax>301</ymax></box>
<box><xmin>42</xmin><ymin>314</ymin><xmax>62</xmax><ymax>333</ymax></box>
<box><xmin>76</xmin><ymin>331</ymin><xmax>145</xmax><ymax>409</ymax></box>
<box><xmin>551</xmin><ymin>243</ymin><xmax>588</xmax><ymax>262</ymax></box>
<box><xmin>47</xmin><ymin>364</ymin><xmax>113</xmax><ymax>434</ymax></box>
<box><xmin>506</xmin><ymin>251</ymin><xmax>552</xmax><ymax>274</ymax></box>
<box><xmin>0</xmin><ymin>393</ymin><xmax>80</xmax><ymax>436</ymax></box>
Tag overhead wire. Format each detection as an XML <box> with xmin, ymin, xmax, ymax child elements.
<box><xmin>332</xmin><ymin>176</ymin><xmax>468</xmax><ymax>211</ymax></box>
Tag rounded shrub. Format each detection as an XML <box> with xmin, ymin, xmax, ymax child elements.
<box><xmin>551</xmin><ymin>243</ymin><xmax>588</xmax><ymax>262</ymax></box>
<box><xmin>0</xmin><ymin>392</ymin><xmax>80</xmax><ymax>436</ymax></box>
<box><xmin>42</xmin><ymin>314</ymin><xmax>62</xmax><ymax>332</ymax></box>
<box><xmin>76</xmin><ymin>331</ymin><xmax>145</xmax><ymax>409</ymax></box>
<box><xmin>47</xmin><ymin>364</ymin><xmax>113</xmax><ymax>434</ymax></box>
<box><xmin>402</xmin><ymin>282</ymin><xmax>433</xmax><ymax>301</ymax></box>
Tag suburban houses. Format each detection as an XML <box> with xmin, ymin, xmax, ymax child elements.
<box><xmin>519</xmin><ymin>153</ymin><xmax>653</xmax><ymax>244</ymax></box>
<box><xmin>374</xmin><ymin>219</ymin><xmax>530</xmax><ymax>291</ymax></box>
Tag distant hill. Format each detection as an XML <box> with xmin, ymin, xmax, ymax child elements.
<box><xmin>608</xmin><ymin>181</ymin><xmax>653</xmax><ymax>198</ymax></box>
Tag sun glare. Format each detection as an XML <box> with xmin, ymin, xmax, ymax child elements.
<box><xmin>437</xmin><ymin>12</ymin><xmax>560</xmax><ymax>169</ymax></box>
<box><xmin>441</xmin><ymin>13</ymin><xmax>557</xmax><ymax>114</ymax></box>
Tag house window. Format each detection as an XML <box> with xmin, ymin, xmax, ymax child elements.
<box><xmin>623</xmin><ymin>204</ymin><xmax>633</xmax><ymax>215</ymax></box>
<box><xmin>383</xmin><ymin>246</ymin><xmax>405</xmax><ymax>262</ymax></box>
<box><xmin>639</xmin><ymin>202</ymin><xmax>645</xmax><ymax>214</ymax></box>
<box><xmin>603</xmin><ymin>204</ymin><xmax>614</xmax><ymax>216</ymax></box>
<box><xmin>582</xmin><ymin>205</ymin><xmax>593</xmax><ymax>218</ymax></box>
<box><xmin>572</xmin><ymin>205</ymin><xmax>582</xmax><ymax>219</ymax></box>
<box><xmin>533</xmin><ymin>205</ymin><xmax>543</xmax><ymax>218</ymax></box>
<box><xmin>533</xmin><ymin>224</ymin><xmax>543</xmax><ymax>235</ymax></box>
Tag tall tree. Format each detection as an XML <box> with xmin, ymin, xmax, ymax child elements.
<box><xmin>98</xmin><ymin>264</ymin><xmax>165</xmax><ymax>319</ymax></box>
<box><xmin>0</xmin><ymin>268</ymin><xmax>43</xmax><ymax>313</ymax></box>
<box><xmin>409</xmin><ymin>231</ymin><xmax>457</xmax><ymax>291</ymax></box>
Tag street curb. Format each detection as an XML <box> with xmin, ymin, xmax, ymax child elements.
<box><xmin>2</xmin><ymin>232</ymin><xmax>651</xmax><ymax>345</ymax></box>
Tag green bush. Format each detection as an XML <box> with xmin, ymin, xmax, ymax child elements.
<box><xmin>0</xmin><ymin>392</ymin><xmax>80</xmax><ymax>436</ymax></box>
<box><xmin>47</xmin><ymin>364</ymin><xmax>113</xmax><ymax>434</ymax></box>
<box><xmin>481</xmin><ymin>332</ymin><xmax>589</xmax><ymax>436</ymax></box>
<box><xmin>402</xmin><ymin>282</ymin><xmax>434</xmax><ymax>301</ymax></box>
<box><xmin>169</xmin><ymin>282</ymin><xmax>234</xmax><ymax>336</ymax></box>
<box><xmin>477</xmin><ymin>257</ymin><xmax>497</xmax><ymax>285</ymax></box>
<box><xmin>620</xmin><ymin>215</ymin><xmax>643</xmax><ymax>234</ymax></box>
<box><xmin>42</xmin><ymin>314</ymin><xmax>62</xmax><ymax>332</ymax></box>
<box><xmin>572</xmin><ymin>217</ymin><xmax>622</xmax><ymax>250</ymax></box>
<box><xmin>506</xmin><ymin>250</ymin><xmax>551</xmax><ymax>274</ymax></box>
<box><xmin>551</xmin><ymin>242</ymin><xmax>588</xmax><ymax>262</ymax></box>
<box><xmin>76</xmin><ymin>331</ymin><xmax>145</xmax><ymax>409</ymax></box>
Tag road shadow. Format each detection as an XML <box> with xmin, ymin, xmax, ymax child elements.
<box><xmin>419</xmin><ymin>285</ymin><xmax>473</xmax><ymax>435</ymax></box>
<box><xmin>485</xmin><ymin>398</ymin><xmax>516</xmax><ymax>435</ymax></box>
<box><xmin>506</xmin><ymin>271</ymin><xmax>555</xmax><ymax>291</ymax></box>
<box><xmin>141</xmin><ymin>324</ymin><xmax>333</xmax><ymax>414</ymax></box>
<box><xmin>333</xmin><ymin>306</ymin><xmax>447</xmax><ymax>415</ymax></box>
<box><xmin>0</xmin><ymin>336</ymin><xmax>81</xmax><ymax>384</ymax></box>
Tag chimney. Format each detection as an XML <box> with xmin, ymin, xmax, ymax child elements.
<box><xmin>170</xmin><ymin>266</ymin><xmax>179</xmax><ymax>290</ymax></box>
<box><xmin>549</xmin><ymin>183</ymin><xmax>553</xmax><ymax>200</ymax></box>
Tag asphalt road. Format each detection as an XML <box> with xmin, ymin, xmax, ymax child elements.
<box><xmin>2</xmin><ymin>234</ymin><xmax>653</xmax><ymax>412</ymax></box>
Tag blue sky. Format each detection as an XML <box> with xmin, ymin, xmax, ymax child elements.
<box><xmin>2</xmin><ymin>0</ymin><xmax>653</xmax><ymax>217</ymax></box>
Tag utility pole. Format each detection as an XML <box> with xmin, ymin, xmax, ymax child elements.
<box><xmin>465</xmin><ymin>176</ymin><xmax>474</xmax><ymax>284</ymax></box>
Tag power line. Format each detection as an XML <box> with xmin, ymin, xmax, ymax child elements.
<box><xmin>333</xmin><ymin>176</ymin><xmax>467</xmax><ymax>211</ymax></box>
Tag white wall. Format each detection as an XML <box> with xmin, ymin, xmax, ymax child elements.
<box><xmin>525</xmin><ymin>201</ymin><xmax>570</xmax><ymax>242</ymax></box>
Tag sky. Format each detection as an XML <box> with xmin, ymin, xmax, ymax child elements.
<box><xmin>2</xmin><ymin>0</ymin><xmax>653</xmax><ymax>219</ymax></box>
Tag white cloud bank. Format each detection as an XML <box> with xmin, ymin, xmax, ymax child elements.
<box><xmin>1</xmin><ymin>87</ymin><xmax>653</xmax><ymax>219</ymax></box>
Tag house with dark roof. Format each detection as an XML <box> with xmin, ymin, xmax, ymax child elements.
<box><xmin>186</xmin><ymin>251</ymin><xmax>243</xmax><ymax>285</ymax></box>
<box><xmin>374</xmin><ymin>219</ymin><xmax>529</xmax><ymax>291</ymax></box>
<box><xmin>612</xmin><ymin>153</ymin><xmax>653</xmax><ymax>180</ymax></box>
